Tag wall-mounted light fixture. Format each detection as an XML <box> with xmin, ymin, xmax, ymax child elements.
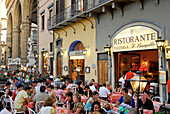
<box><xmin>64</xmin><ymin>66</ymin><xmax>68</xmax><ymax>71</ymax></box>
<box><xmin>61</xmin><ymin>50</ymin><xmax>64</xmax><ymax>55</ymax></box>
<box><xmin>104</xmin><ymin>44</ymin><xmax>111</xmax><ymax>54</ymax></box>
<box><xmin>156</xmin><ymin>37</ymin><xmax>165</xmax><ymax>52</ymax></box>
<box><xmin>83</xmin><ymin>49</ymin><xmax>87</xmax><ymax>54</ymax></box>
<box><xmin>85</xmin><ymin>67</ymin><xmax>90</xmax><ymax>73</ymax></box>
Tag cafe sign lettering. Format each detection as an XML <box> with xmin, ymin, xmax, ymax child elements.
<box><xmin>113</xmin><ymin>26</ymin><xmax>158</xmax><ymax>52</ymax></box>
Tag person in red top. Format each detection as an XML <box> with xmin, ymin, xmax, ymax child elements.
<box><xmin>126</xmin><ymin>70</ymin><xmax>134</xmax><ymax>81</ymax></box>
<box><xmin>167</xmin><ymin>79</ymin><xmax>170</xmax><ymax>104</ymax></box>
<box><xmin>12</xmin><ymin>84</ymin><xmax>23</xmax><ymax>101</ymax></box>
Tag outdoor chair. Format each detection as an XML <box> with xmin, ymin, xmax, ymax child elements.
<box><xmin>83</xmin><ymin>102</ymin><xmax>91</xmax><ymax>114</ymax></box>
<box><xmin>35</xmin><ymin>101</ymin><xmax>44</xmax><ymax>112</ymax></box>
<box><xmin>28</xmin><ymin>107</ymin><xmax>36</xmax><ymax>114</ymax></box>
<box><xmin>9</xmin><ymin>97</ymin><xmax>26</xmax><ymax>114</ymax></box>
<box><xmin>0</xmin><ymin>95</ymin><xmax>10</xmax><ymax>108</ymax></box>
<box><xmin>152</xmin><ymin>96</ymin><xmax>163</xmax><ymax>102</ymax></box>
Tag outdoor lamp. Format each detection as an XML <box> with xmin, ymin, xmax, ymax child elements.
<box><xmin>34</xmin><ymin>65</ymin><xmax>36</xmax><ymax>68</ymax></box>
<box><xmin>130</xmin><ymin>72</ymin><xmax>148</xmax><ymax>93</ymax></box>
<box><xmin>156</xmin><ymin>37</ymin><xmax>165</xmax><ymax>51</ymax></box>
<box><xmin>104</xmin><ymin>44</ymin><xmax>111</xmax><ymax>53</ymax></box>
<box><xmin>61</xmin><ymin>50</ymin><xmax>64</xmax><ymax>55</ymax></box>
<box><xmin>130</xmin><ymin>71</ymin><xmax>148</xmax><ymax>114</ymax></box>
<box><xmin>83</xmin><ymin>49</ymin><xmax>87</xmax><ymax>54</ymax></box>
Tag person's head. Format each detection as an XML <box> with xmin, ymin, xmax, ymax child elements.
<box><xmin>65</xmin><ymin>80</ymin><xmax>70</xmax><ymax>85</ymax></box>
<box><xmin>24</xmin><ymin>86</ymin><xmax>31</xmax><ymax>94</ymax></box>
<box><xmin>17</xmin><ymin>84</ymin><xmax>23</xmax><ymax>91</ymax></box>
<box><xmin>122</xmin><ymin>88</ymin><xmax>128</xmax><ymax>96</ymax></box>
<box><xmin>73</xmin><ymin>93</ymin><xmax>81</xmax><ymax>103</ymax></box>
<box><xmin>61</xmin><ymin>84</ymin><xmax>66</xmax><ymax>90</ymax></box>
<box><xmin>66</xmin><ymin>92</ymin><xmax>73</xmax><ymax>102</ymax></box>
<box><xmin>106</xmin><ymin>81</ymin><xmax>110</xmax><ymax>86</ymax></box>
<box><xmin>102</xmin><ymin>83</ymin><xmax>106</xmax><ymax>87</ymax></box>
<box><xmin>140</xmin><ymin>93</ymin><xmax>147</xmax><ymax>102</ymax></box>
<box><xmin>91</xmin><ymin>101</ymin><xmax>101</xmax><ymax>112</ymax></box>
<box><xmin>6</xmin><ymin>81</ymin><xmax>11</xmax><ymax>88</ymax></box>
<box><xmin>44</xmin><ymin>96</ymin><xmax>55</xmax><ymax>107</ymax></box>
<box><xmin>47</xmin><ymin>85</ymin><xmax>54</xmax><ymax>91</ymax></box>
<box><xmin>104</xmin><ymin>103</ymin><xmax>111</xmax><ymax>111</ymax></box>
<box><xmin>92</xmin><ymin>91</ymin><xmax>99</xmax><ymax>99</ymax></box>
<box><xmin>40</xmin><ymin>86</ymin><xmax>46</xmax><ymax>93</ymax></box>
<box><xmin>84</xmin><ymin>85</ymin><xmax>90</xmax><ymax>91</ymax></box>
<box><xmin>91</xmin><ymin>79</ymin><xmax>95</xmax><ymax>83</ymax></box>
<box><xmin>33</xmin><ymin>81</ymin><xmax>38</xmax><ymax>86</ymax></box>
<box><xmin>78</xmin><ymin>80</ymin><xmax>83</xmax><ymax>87</ymax></box>
<box><xmin>123</xmin><ymin>95</ymin><xmax>131</xmax><ymax>105</ymax></box>
<box><xmin>116</xmin><ymin>83</ymin><xmax>120</xmax><ymax>88</ymax></box>
<box><xmin>15</xmin><ymin>78</ymin><xmax>19</xmax><ymax>83</ymax></box>
<box><xmin>122</xmin><ymin>74</ymin><xmax>125</xmax><ymax>78</ymax></box>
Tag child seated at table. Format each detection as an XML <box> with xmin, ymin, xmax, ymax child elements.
<box><xmin>39</xmin><ymin>96</ymin><xmax>56</xmax><ymax>114</ymax></box>
<box><xmin>104</xmin><ymin>103</ymin><xmax>114</xmax><ymax>113</ymax></box>
<box><xmin>118</xmin><ymin>95</ymin><xmax>132</xmax><ymax>114</ymax></box>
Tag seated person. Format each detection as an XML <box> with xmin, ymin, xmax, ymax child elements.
<box><xmin>33</xmin><ymin>86</ymin><xmax>49</xmax><ymax>111</ymax></box>
<box><xmin>138</xmin><ymin>93</ymin><xmax>154</xmax><ymax>114</ymax></box>
<box><xmin>84</xmin><ymin>85</ymin><xmax>92</xmax><ymax>98</ymax></box>
<box><xmin>39</xmin><ymin>96</ymin><xmax>56</xmax><ymax>114</ymax></box>
<box><xmin>104</xmin><ymin>103</ymin><xmax>113</xmax><ymax>113</ymax></box>
<box><xmin>90</xmin><ymin>101</ymin><xmax>103</xmax><ymax>114</ymax></box>
<box><xmin>63</xmin><ymin>92</ymin><xmax>74</xmax><ymax>110</ymax></box>
<box><xmin>73</xmin><ymin>93</ymin><xmax>84</xmax><ymax>114</ymax></box>
<box><xmin>113</xmin><ymin>83</ymin><xmax>121</xmax><ymax>93</ymax></box>
<box><xmin>12</xmin><ymin>84</ymin><xmax>23</xmax><ymax>101</ymax></box>
<box><xmin>115</xmin><ymin>88</ymin><xmax>135</xmax><ymax>108</ymax></box>
<box><xmin>118</xmin><ymin>95</ymin><xmax>132</xmax><ymax>114</ymax></box>
<box><xmin>14</xmin><ymin>86</ymin><xmax>32</xmax><ymax>112</ymax></box>
<box><xmin>86</xmin><ymin>91</ymin><xmax>110</xmax><ymax>111</ymax></box>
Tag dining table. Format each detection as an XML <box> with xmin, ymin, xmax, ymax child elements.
<box><xmin>152</xmin><ymin>101</ymin><xmax>170</xmax><ymax>112</ymax></box>
<box><xmin>56</xmin><ymin>107</ymin><xmax>73</xmax><ymax>114</ymax></box>
<box><xmin>109</xmin><ymin>93</ymin><xmax>122</xmax><ymax>103</ymax></box>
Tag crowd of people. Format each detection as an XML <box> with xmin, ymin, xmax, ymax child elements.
<box><xmin>0</xmin><ymin>71</ymin><xmax>158</xmax><ymax>114</ymax></box>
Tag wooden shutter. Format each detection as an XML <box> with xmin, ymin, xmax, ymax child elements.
<box><xmin>97</xmin><ymin>60</ymin><xmax>108</xmax><ymax>85</ymax></box>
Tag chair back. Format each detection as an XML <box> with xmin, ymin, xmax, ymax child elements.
<box><xmin>35</xmin><ymin>101</ymin><xmax>44</xmax><ymax>112</ymax></box>
<box><xmin>152</xmin><ymin>96</ymin><xmax>163</xmax><ymax>102</ymax></box>
<box><xmin>28</xmin><ymin>107</ymin><xmax>36</xmax><ymax>114</ymax></box>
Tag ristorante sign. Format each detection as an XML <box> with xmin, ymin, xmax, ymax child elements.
<box><xmin>113</xmin><ymin>26</ymin><xmax>158</xmax><ymax>52</ymax></box>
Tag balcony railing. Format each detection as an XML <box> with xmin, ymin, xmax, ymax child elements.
<box><xmin>47</xmin><ymin>0</ymin><xmax>110</xmax><ymax>28</ymax></box>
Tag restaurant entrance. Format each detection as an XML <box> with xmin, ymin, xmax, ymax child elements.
<box><xmin>114</xmin><ymin>50</ymin><xmax>159</xmax><ymax>94</ymax></box>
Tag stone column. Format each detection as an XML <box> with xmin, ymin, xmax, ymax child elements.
<box><xmin>20</xmin><ymin>21</ymin><xmax>31</xmax><ymax>65</ymax></box>
<box><xmin>6</xmin><ymin>33</ymin><xmax>12</xmax><ymax>64</ymax></box>
<box><xmin>12</xmin><ymin>28</ymin><xmax>20</xmax><ymax>58</ymax></box>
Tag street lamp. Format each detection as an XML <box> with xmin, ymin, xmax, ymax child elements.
<box><xmin>61</xmin><ymin>50</ymin><xmax>64</xmax><ymax>56</ymax></box>
<box><xmin>130</xmin><ymin>71</ymin><xmax>148</xmax><ymax>114</ymax></box>
<box><xmin>156</xmin><ymin>37</ymin><xmax>166</xmax><ymax>106</ymax></box>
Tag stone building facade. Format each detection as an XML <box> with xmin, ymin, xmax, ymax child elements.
<box><xmin>5</xmin><ymin>0</ymin><xmax>37</xmax><ymax>69</ymax></box>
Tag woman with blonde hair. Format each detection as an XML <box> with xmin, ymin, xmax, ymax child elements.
<box><xmin>39</xmin><ymin>96</ymin><xmax>56</xmax><ymax>114</ymax></box>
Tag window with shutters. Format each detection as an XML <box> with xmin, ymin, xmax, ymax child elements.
<box><xmin>50</xmin><ymin>42</ymin><xmax>53</xmax><ymax>52</ymax></box>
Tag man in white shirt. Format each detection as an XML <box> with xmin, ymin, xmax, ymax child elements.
<box><xmin>119</xmin><ymin>74</ymin><xmax>125</xmax><ymax>88</ymax></box>
<box><xmin>99</xmin><ymin>83</ymin><xmax>110</xmax><ymax>101</ymax></box>
<box><xmin>89</xmin><ymin>83</ymin><xmax>96</xmax><ymax>92</ymax></box>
